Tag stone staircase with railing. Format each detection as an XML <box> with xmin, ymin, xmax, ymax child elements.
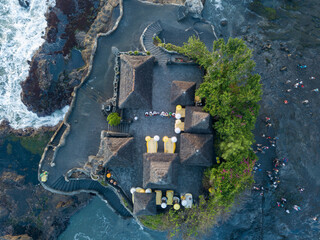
<box><xmin>141</xmin><ymin>21</ymin><xmax>170</xmax><ymax>64</ymax></box>
<box><xmin>49</xmin><ymin>176</ymin><xmax>132</xmax><ymax>217</ymax></box>
<box><xmin>107</xmin><ymin>122</ymin><xmax>130</xmax><ymax>133</ymax></box>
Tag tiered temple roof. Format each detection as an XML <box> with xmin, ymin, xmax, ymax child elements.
<box><xmin>119</xmin><ymin>54</ymin><xmax>154</xmax><ymax>109</ymax></box>
<box><xmin>170</xmin><ymin>80</ymin><xmax>196</xmax><ymax>106</ymax></box>
<box><xmin>143</xmin><ymin>153</ymin><xmax>178</xmax><ymax>189</ymax></box>
<box><xmin>180</xmin><ymin>133</ymin><xmax>214</xmax><ymax>167</ymax></box>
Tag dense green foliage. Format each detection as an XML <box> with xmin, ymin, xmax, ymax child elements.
<box><xmin>145</xmin><ymin>37</ymin><xmax>262</xmax><ymax>238</ymax></box>
<box><xmin>107</xmin><ymin>112</ymin><xmax>121</xmax><ymax>126</ymax></box>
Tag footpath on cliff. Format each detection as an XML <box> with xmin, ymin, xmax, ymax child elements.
<box><xmin>0</xmin><ymin>0</ymin><xmax>204</xmax><ymax>239</ymax></box>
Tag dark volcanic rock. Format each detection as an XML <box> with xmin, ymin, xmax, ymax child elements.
<box><xmin>20</xmin><ymin>0</ymin><xmax>101</xmax><ymax>116</ymax></box>
<box><xmin>0</xmin><ymin>171</ymin><xmax>91</xmax><ymax>240</ymax></box>
<box><xmin>0</xmin><ymin>119</ymin><xmax>59</xmax><ymax>146</ymax></box>
<box><xmin>18</xmin><ymin>0</ymin><xmax>30</xmax><ymax>9</ymax></box>
<box><xmin>20</xmin><ymin>0</ymin><xmax>122</xmax><ymax>116</ymax></box>
<box><xmin>20</xmin><ymin>57</ymin><xmax>74</xmax><ymax>116</ymax></box>
<box><xmin>220</xmin><ymin>18</ymin><xmax>228</xmax><ymax>27</ymax></box>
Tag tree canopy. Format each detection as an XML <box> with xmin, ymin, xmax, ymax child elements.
<box><xmin>107</xmin><ymin>112</ymin><xmax>121</xmax><ymax>126</ymax></box>
<box><xmin>144</xmin><ymin>37</ymin><xmax>262</xmax><ymax>238</ymax></box>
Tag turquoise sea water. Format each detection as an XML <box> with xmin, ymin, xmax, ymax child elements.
<box><xmin>59</xmin><ymin>197</ymin><xmax>166</xmax><ymax>240</ymax></box>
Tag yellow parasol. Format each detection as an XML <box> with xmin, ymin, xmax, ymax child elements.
<box><xmin>173</xmin><ymin>203</ymin><xmax>180</xmax><ymax>210</ymax></box>
<box><xmin>136</xmin><ymin>188</ymin><xmax>145</xmax><ymax>193</ymax></box>
<box><xmin>145</xmin><ymin>136</ymin><xmax>151</xmax><ymax>142</ymax></box>
<box><xmin>162</xmin><ymin>136</ymin><xmax>169</xmax><ymax>142</ymax></box>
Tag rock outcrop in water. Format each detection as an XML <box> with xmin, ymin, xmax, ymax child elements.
<box><xmin>20</xmin><ymin>0</ymin><xmax>120</xmax><ymax>116</ymax></box>
<box><xmin>18</xmin><ymin>0</ymin><xmax>30</xmax><ymax>9</ymax></box>
<box><xmin>0</xmin><ymin>120</ymin><xmax>59</xmax><ymax>145</ymax></box>
<box><xmin>20</xmin><ymin>0</ymin><xmax>193</xmax><ymax>117</ymax></box>
<box><xmin>0</xmin><ymin>171</ymin><xmax>91</xmax><ymax>239</ymax></box>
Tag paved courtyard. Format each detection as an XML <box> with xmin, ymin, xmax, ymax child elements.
<box><xmin>112</xmin><ymin>63</ymin><xmax>212</xmax><ymax>200</ymax></box>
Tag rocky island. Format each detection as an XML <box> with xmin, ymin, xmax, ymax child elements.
<box><xmin>2</xmin><ymin>0</ymin><xmax>320</xmax><ymax>239</ymax></box>
<box><xmin>36</xmin><ymin>0</ymin><xmax>262</xmax><ymax>236</ymax></box>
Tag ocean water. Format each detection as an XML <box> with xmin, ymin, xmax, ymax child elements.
<box><xmin>0</xmin><ymin>0</ymin><xmax>68</xmax><ymax>129</ymax></box>
<box><xmin>59</xmin><ymin>197</ymin><xmax>166</xmax><ymax>240</ymax></box>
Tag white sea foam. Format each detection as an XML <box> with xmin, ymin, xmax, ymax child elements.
<box><xmin>0</xmin><ymin>0</ymin><xmax>69</xmax><ymax>129</ymax></box>
<box><xmin>211</xmin><ymin>0</ymin><xmax>224</xmax><ymax>10</ymax></box>
<box><xmin>74</xmin><ymin>232</ymin><xmax>93</xmax><ymax>240</ymax></box>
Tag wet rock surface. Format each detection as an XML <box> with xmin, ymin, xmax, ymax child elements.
<box><xmin>0</xmin><ymin>171</ymin><xmax>91</xmax><ymax>240</ymax></box>
<box><xmin>20</xmin><ymin>0</ymin><xmax>120</xmax><ymax>116</ymax></box>
<box><xmin>18</xmin><ymin>0</ymin><xmax>30</xmax><ymax>9</ymax></box>
<box><xmin>0</xmin><ymin>122</ymin><xmax>92</xmax><ymax>239</ymax></box>
<box><xmin>0</xmin><ymin>120</ymin><xmax>59</xmax><ymax>145</ymax></box>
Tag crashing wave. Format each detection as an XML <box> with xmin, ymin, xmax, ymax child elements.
<box><xmin>0</xmin><ymin>0</ymin><xmax>68</xmax><ymax>129</ymax></box>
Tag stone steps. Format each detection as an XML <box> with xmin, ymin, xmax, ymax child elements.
<box><xmin>142</xmin><ymin>21</ymin><xmax>170</xmax><ymax>64</ymax></box>
<box><xmin>49</xmin><ymin>177</ymin><xmax>132</xmax><ymax>217</ymax></box>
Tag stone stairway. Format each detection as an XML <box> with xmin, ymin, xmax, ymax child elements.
<box><xmin>142</xmin><ymin>21</ymin><xmax>170</xmax><ymax>64</ymax></box>
<box><xmin>107</xmin><ymin>122</ymin><xmax>130</xmax><ymax>133</ymax></box>
<box><xmin>81</xmin><ymin>82</ymin><xmax>105</xmax><ymax>103</ymax></box>
<box><xmin>50</xmin><ymin>176</ymin><xmax>132</xmax><ymax>217</ymax></box>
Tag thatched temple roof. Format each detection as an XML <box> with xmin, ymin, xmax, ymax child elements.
<box><xmin>119</xmin><ymin>54</ymin><xmax>154</xmax><ymax>109</ymax></box>
<box><xmin>170</xmin><ymin>80</ymin><xmax>196</xmax><ymax>106</ymax></box>
<box><xmin>184</xmin><ymin>106</ymin><xmax>212</xmax><ymax>134</ymax></box>
<box><xmin>180</xmin><ymin>133</ymin><xmax>213</xmax><ymax>167</ymax></box>
<box><xmin>133</xmin><ymin>192</ymin><xmax>157</xmax><ymax>216</ymax></box>
<box><xmin>96</xmin><ymin>136</ymin><xmax>134</xmax><ymax>167</ymax></box>
<box><xmin>143</xmin><ymin>153</ymin><xmax>178</xmax><ymax>189</ymax></box>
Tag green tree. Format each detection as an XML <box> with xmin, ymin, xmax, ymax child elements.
<box><xmin>146</xmin><ymin>37</ymin><xmax>262</xmax><ymax>238</ymax></box>
<box><xmin>107</xmin><ymin>112</ymin><xmax>121</xmax><ymax>126</ymax></box>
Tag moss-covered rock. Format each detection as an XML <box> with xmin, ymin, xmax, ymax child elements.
<box><xmin>8</xmin><ymin>132</ymin><xmax>54</xmax><ymax>156</ymax></box>
<box><xmin>249</xmin><ymin>0</ymin><xmax>278</xmax><ymax>20</ymax></box>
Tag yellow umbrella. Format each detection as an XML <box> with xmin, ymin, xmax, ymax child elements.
<box><xmin>136</xmin><ymin>188</ymin><xmax>145</xmax><ymax>193</ymax></box>
<box><xmin>176</xmin><ymin>105</ymin><xmax>182</xmax><ymax>111</ymax></box>
<box><xmin>41</xmin><ymin>174</ymin><xmax>48</xmax><ymax>182</ymax></box>
<box><xmin>145</xmin><ymin>136</ymin><xmax>151</xmax><ymax>142</ymax></box>
<box><xmin>174</xmin><ymin>203</ymin><xmax>180</xmax><ymax>210</ymax></box>
<box><xmin>163</xmin><ymin>136</ymin><xmax>169</xmax><ymax>142</ymax></box>
<box><xmin>176</xmin><ymin>119</ymin><xmax>181</xmax><ymax>124</ymax></box>
<box><xmin>195</xmin><ymin>96</ymin><xmax>200</xmax><ymax>102</ymax></box>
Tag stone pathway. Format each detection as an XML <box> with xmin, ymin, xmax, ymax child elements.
<box><xmin>141</xmin><ymin>21</ymin><xmax>171</xmax><ymax>64</ymax></box>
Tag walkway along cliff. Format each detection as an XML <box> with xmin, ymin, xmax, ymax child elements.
<box><xmin>38</xmin><ymin>0</ymin><xmax>215</xmax><ymax>222</ymax></box>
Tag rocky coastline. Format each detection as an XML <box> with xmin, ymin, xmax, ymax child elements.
<box><xmin>0</xmin><ymin>120</ymin><xmax>92</xmax><ymax>239</ymax></box>
<box><xmin>19</xmin><ymin>0</ymin><xmax>209</xmax><ymax>117</ymax></box>
<box><xmin>0</xmin><ymin>171</ymin><xmax>91</xmax><ymax>240</ymax></box>
<box><xmin>3</xmin><ymin>1</ymin><xmax>193</xmax><ymax>239</ymax></box>
<box><xmin>0</xmin><ymin>120</ymin><xmax>59</xmax><ymax>145</ymax></box>
<box><xmin>20</xmin><ymin>0</ymin><xmax>121</xmax><ymax>116</ymax></box>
